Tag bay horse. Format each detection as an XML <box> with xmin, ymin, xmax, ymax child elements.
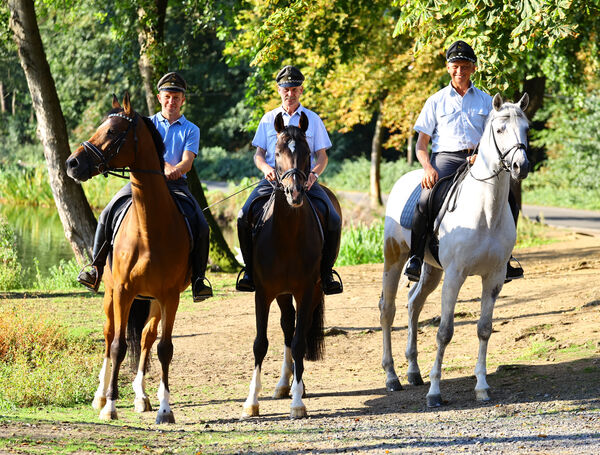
<box><xmin>379</xmin><ymin>93</ymin><xmax>530</xmax><ymax>406</ymax></box>
<box><xmin>66</xmin><ymin>93</ymin><xmax>191</xmax><ymax>423</ymax></box>
<box><xmin>241</xmin><ymin>112</ymin><xmax>342</xmax><ymax>419</ymax></box>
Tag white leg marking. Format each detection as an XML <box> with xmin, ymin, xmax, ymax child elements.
<box><xmin>92</xmin><ymin>358</ymin><xmax>110</xmax><ymax>410</ymax></box>
<box><xmin>242</xmin><ymin>366</ymin><xmax>261</xmax><ymax>417</ymax></box>
<box><xmin>273</xmin><ymin>346</ymin><xmax>293</xmax><ymax>398</ymax></box>
<box><xmin>290</xmin><ymin>377</ymin><xmax>307</xmax><ymax>418</ymax></box>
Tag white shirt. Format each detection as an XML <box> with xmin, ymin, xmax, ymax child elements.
<box><xmin>252</xmin><ymin>104</ymin><xmax>332</xmax><ymax>168</ymax></box>
<box><xmin>414</xmin><ymin>82</ymin><xmax>492</xmax><ymax>154</ymax></box>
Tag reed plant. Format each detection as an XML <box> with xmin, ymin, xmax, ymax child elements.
<box><xmin>0</xmin><ymin>305</ymin><xmax>99</xmax><ymax>408</ymax></box>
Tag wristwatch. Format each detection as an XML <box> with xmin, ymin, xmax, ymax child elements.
<box><xmin>311</xmin><ymin>171</ymin><xmax>319</xmax><ymax>180</ymax></box>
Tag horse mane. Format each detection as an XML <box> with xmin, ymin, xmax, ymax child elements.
<box><xmin>485</xmin><ymin>100</ymin><xmax>529</xmax><ymax>130</ymax></box>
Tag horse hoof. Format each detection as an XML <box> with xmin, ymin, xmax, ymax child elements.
<box><xmin>273</xmin><ymin>386</ymin><xmax>291</xmax><ymax>399</ymax></box>
<box><xmin>290</xmin><ymin>406</ymin><xmax>307</xmax><ymax>419</ymax></box>
<box><xmin>155</xmin><ymin>410</ymin><xmax>175</xmax><ymax>424</ymax></box>
<box><xmin>241</xmin><ymin>405</ymin><xmax>259</xmax><ymax>418</ymax></box>
<box><xmin>475</xmin><ymin>388</ymin><xmax>490</xmax><ymax>401</ymax></box>
<box><xmin>99</xmin><ymin>409</ymin><xmax>118</xmax><ymax>420</ymax></box>
<box><xmin>134</xmin><ymin>397</ymin><xmax>152</xmax><ymax>413</ymax></box>
<box><xmin>426</xmin><ymin>394</ymin><xmax>443</xmax><ymax>408</ymax></box>
<box><xmin>386</xmin><ymin>379</ymin><xmax>403</xmax><ymax>392</ymax></box>
<box><xmin>92</xmin><ymin>396</ymin><xmax>106</xmax><ymax>410</ymax></box>
<box><xmin>407</xmin><ymin>372</ymin><xmax>424</xmax><ymax>386</ymax></box>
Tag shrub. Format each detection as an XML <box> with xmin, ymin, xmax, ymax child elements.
<box><xmin>337</xmin><ymin>221</ymin><xmax>384</xmax><ymax>266</ymax></box>
<box><xmin>0</xmin><ymin>217</ymin><xmax>23</xmax><ymax>290</ymax></box>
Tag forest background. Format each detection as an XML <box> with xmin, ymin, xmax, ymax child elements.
<box><xmin>0</xmin><ymin>0</ymin><xmax>599</xmax><ymax>289</ymax></box>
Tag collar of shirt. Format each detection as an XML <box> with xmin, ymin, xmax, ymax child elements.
<box><xmin>448</xmin><ymin>81</ymin><xmax>474</xmax><ymax>97</ymax></box>
<box><xmin>156</xmin><ymin>112</ymin><xmax>186</xmax><ymax>126</ymax></box>
<box><xmin>277</xmin><ymin>104</ymin><xmax>304</xmax><ymax>123</ymax></box>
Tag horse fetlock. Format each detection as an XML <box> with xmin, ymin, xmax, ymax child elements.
<box><xmin>273</xmin><ymin>385</ymin><xmax>291</xmax><ymax>399</ymax></box>
<box><xmin>92</xmin><ymin>395</ymin><xmax>106</xmax><ymax>410</ymax></box>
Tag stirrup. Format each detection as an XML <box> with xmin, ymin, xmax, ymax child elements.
<box><xmin>235</xmin><ymin>268</ymin><xmax>255</xmax><ymax>292</ymax></box>
<box><xmin>404</xmin><ymin>256</ymin><xmax>422</xmax><ymax>282</ymax></box>
<box><xmin>77</xmin><ymin>264</ymin><xmax>101</xmax><ymax>293</ymax></box>
<box><xmin>193</xmin><ymin>277</ymin><xmax>213</xmax><ymax>302</ymax></box>
<box><xmin>323</xmin><ymin>269</ymin><xmax>343</xmax><ymax>295</ymax></box>
<box><xmin>505</xmin><ymin>256</ymin><xmax>524</xmax><ymax>283</ymax></box>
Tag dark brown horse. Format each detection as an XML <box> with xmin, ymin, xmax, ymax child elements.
<box><xmin>241</xmin><ymin>112</ymin><xmax>342</xmax><ymax>419</ymax></box>
<box><xmin>66</xmin><ymin>94</ymin><xmax>191</xmax><ymax>424</ymax></box>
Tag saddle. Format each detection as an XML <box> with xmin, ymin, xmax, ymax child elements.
<box><xmin>400</xmin><ymin>162</ymin><xmax>469</xmax><ymax>264</ymax></box>
<box><xmin>105</xmin><ymin>189</ymin><xmax>198</xmax><ymax>269</ymax></box>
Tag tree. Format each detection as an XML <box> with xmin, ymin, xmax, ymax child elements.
<box><xmin>7</xmin><ymin>0</ymin><xmax>96</xmax><ymax>262</ymax></box>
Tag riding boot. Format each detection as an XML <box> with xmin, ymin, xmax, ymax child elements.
<box><xmin>404</xmin><ymin>207</ymin><xmax>428</xmax><ymax>282</ymax></box>
<box><xmin>236</xmin><ymin>218</ymin><xmax>255</xmax><ymax>292</ymax></box>
<box><xmin>321</xmin><ymin>229</ymin><xmax>343</xmax><ymax>295</ymax></box>
<box><xmin>191</xmin><ymin>234</ymin><xmax>213</xmax><ymax>302</ymax></box>
<box><xmin>505</xmin><ymin>191</ymin><xmax>524</xmax><ymax>283</ymax></box>
<box><xmin>77</xmin><ymin>222</ymin><xmax>109</xmax><ymax>292</ymax></box>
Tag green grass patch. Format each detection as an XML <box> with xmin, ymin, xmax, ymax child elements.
<box><xmin>337</xmin><ymin>220</ymin><xmax>384</xmax><ymax>266</ymax></box>
<box><xmin>515</xmin><ymin>214</ymin><xmax>557</xmax><ymax>249</ymax></box>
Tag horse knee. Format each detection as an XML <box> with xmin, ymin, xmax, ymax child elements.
<box><xmin>437</xmin><ymin>323</ymin><xmax>454</xmax><ymax>346</ymax></box>
<box><xmin>156</xmin><ymin>340</ymin><xmax>174</xmax><ymax>365</ymax></box>
<box><xmin>110</xmin><ymin>337</ymin><xmax>127</xmax><ymax>365</ymax></box>
<box><xmin>253</xmin><ymin>337</ymin><xmax>269</xmax><ymax>362</ymax></box>
<box><xmin>477</xmin><ymin>320</ymin><xmax>493</xmax><ymax>340</ymax></box>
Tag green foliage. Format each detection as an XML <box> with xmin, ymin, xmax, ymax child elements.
<box><xmin>337</xmin><ymin>221</ymin><xmax>384</xmax><ymax>266</ymax></box>
<box><xmin>32</xmin><ymin>258</ymin><xmax>81</xmax><ymax>291</ymax></box>
<box><xmin>515</xmin><ymin>214</ymin><xmax>557</xmax><ymax>248</ymax></box>
<box><xmin>0</xmin><ymin>216</ymin><xmax>23</xmax><ymax>290</ymax></box>
<box><xmin>0</xmin><ymin>305</ymin><xmax>99</xmax><ymax>408</ymax></box>
<box><xmin>195</xmin><ymin>146</ymin><xmax>259</xmax><ymax>183</ymax></box>
<box><xmin>0</xmin><ymin>163</ymin><xmax>54</xmax><ymax>207</ymax></box>
<box><xmin>524</xmin><ymin>92</ymin><xmax>600</xmax><ymax>209</ymax></box>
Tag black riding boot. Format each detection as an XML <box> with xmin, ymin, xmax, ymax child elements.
<box><xmin>404</xmin><ymin>207</ymin><xmax>428</xmax><ymax>282</ymax></box>
<box><xmin>191</xmin><ymin>234</ymin><xmax>213</xmax><ymax>302</ymax></box>
<box><xmin>236</xmin><ymin>218</ymin><xmax>255</xmax><ymax>292</ymax></box>
<box><xmin>505</xmin><ymin>190</ymin><xmax>524</xmax><ymax>282</ymax></box>
<box><xmin>77</xmin><ymin>223</ymin><xmax>110</xmax><ymax>292</ymax></box>
<box><xmin>321</xmin><ymin>229</ymin><xmax>343</xmax><ymax>295</ymax></box>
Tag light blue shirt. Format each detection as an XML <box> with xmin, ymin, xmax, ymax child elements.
<box><xmin>150</xmin><ymin>112</ymin><xmax>200</xmax><ymax>177</ymax></box>
<box><xmin>414</xmin><ymin>82</ymin><xmax>492</xmax><ymax>154</ymax></box>
<box><xmin>252</xmin><ymin>104</ymin><xmax>332</xmax><ymax>169</ymax></box>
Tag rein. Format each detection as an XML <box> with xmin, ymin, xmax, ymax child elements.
<box><xmin>81</xmin><ymin>112</ymin><xmax>164</xmax><ymax>179</ymax></box>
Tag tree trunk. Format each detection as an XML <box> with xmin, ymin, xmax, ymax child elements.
<box><xmin>369</xmin><ymin>108</ymin><xmax>384</xmax><ymax>207</ymax></box>
<box><xmin>137</xmin><ymin>0</ymin><xmax>168</xmax><ymax>115</ymax></box>
<box><xmin>8</xmin><ymin>0</ymin><xmax>96</xmax><ymax>262</ymax></box>
<box><xmin>186</xmin><ymin>168</ymin><xmax>240</xmax><ymax>272</ymax></box>
<box><xmin>407</xmin><ymin>133</ymin><xmax>414</xmax><ymax>165</ymax></box>
<box><xmin>0</xmin><ymin>81</ymin><xmax>5</xmax><ymax>113</ymax></box>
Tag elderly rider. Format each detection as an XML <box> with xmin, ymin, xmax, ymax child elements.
<box><xmin>236</xmin><ymin>65</ymin><xmax>343</xmax><ymax>295</ymax></box>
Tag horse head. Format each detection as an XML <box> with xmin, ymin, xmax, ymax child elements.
<box><xmin>483</xmin><ymin>93</ymin><xmax>530</xmax><ymax>181</ymax></box>
<box><xmin>274</xmin><ymin>111</ymin><xmax>311</xmax><ymax>207</ymax></box>
<box><xmin>66</xmin><ymin>93</ymin><xmax>138</xmax><ymax>182</ymax></box>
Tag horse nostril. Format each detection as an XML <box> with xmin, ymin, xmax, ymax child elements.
<box><xmin>67</xmin><ymin>157</ymin><xmax>79</xmax><ymax>169</ymax></box>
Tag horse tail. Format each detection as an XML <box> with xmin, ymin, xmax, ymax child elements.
<box><xmin>305</xmin><ymin>294</ymin><xmax>325</xmax><ymax>361</ymax></box>
<box><xmin>126</xmin><ymin>298</ymin><xmax>151</xmax><ymax>372</ymax></box>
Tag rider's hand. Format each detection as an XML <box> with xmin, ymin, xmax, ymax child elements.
<box><xmin>305</xmin><ymin>171</ymin><xmax>318</xmax><ymax>191</ymax></box>
<box><xmin>263</xmin><ymin>166</ymin><xmax>276</xmax><ymax>182</ymax></box>
<box><xmin>421</xmin><ymin>164</ymin><xmax>438</xmax><ymax>189</ymax></box>
<box><xmin>164</xmin><ymin>163</ymin><xmax>182</xmax><ymax>180</ymax></box>
<box><xmin>467</xmin><ymin>154</ymin><xmax>478</xmax><ymax>165</ymax></box>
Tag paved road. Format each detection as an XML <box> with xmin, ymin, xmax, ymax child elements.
<box><xmin>204</xmin><ymin>182</ymin><xmax>600</xmax><ymax>234</ymax></box>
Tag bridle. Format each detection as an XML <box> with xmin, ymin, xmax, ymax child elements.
<box><xmin>274</xmin><ymin>135</ymin><xmax>309</xmax><ymax>191</ymax></box>
<box><xmin>469</xmin><ymin>115</ymin><xmax>528</xmax><ymax>182</ymax></box>
<box><xmin>80</xmin><ymin>112</ymin><xmax>163</xmax><ymax>179</ymax></box>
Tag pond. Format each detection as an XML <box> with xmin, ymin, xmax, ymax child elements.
<box><xmin>0</xmin><ymin>203</ymin><xmax>75</xmax><ymax>282</ymax></box>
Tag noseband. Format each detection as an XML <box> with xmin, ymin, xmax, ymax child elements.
<box><xmin>81</xmin><ymin>112</ymin><xmax>162</xmax><ymax>179</ymax></box>
<box><xmin>469</xmin><ymin>116</ymin><xmax>527</xmax><ymax>182</ymax></box>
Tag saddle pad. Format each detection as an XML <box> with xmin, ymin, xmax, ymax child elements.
<box><xmin>400</xmin><ymin>184</ymin><xmax>422</xmax><ymax>229</ymax></box>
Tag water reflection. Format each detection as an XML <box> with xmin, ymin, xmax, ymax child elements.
<box><xmin>0</xmin><ymin>203</ymin><xmax>74</xmax><ymax>281</ymax></box>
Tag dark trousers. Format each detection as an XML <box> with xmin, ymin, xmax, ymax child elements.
<box><xmin>410</xmin><ymin>152</ymin><xmax>519</xmax><ymax>259</ymax></box>
<box><xmin>91</xmin><ymin>179</ymin><xmax>209</xmax><ymax>280</ymax></box>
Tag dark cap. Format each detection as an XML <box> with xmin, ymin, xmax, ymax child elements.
<box><xmin>157</xmin><ymin>72</ymin><xmax>187</xmax><ymax>93</ymax></box>
<box><xmin>276</xmin><ymin>65</ymin><xmax>304</xmax><ymax>87</ymax></box>
<box><xmin>446</xmin><ymin>41</ymin><xmax>477</xmax><ymax>63</ymax></box>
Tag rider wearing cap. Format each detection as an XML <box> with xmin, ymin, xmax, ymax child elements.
<box><xmin>235</xmin><ymin>65</ymin><xmax>343</xmax><ymax>295</ymax></box>
<box><xmin>404</xmin><ymin>41</ymin><xmax>524</xmax><ymax>283</ymax></box>
<box><xmin>77</xmin><ymin>72</ymin><xmax>213</xmax><ymax>301</ymax></box>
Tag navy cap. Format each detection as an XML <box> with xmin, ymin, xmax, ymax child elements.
<box><xmin>446</xmin><ymin>41</ymin><xmax>477</xmax><ymax>63</ymax></box>
<box><xmin>157</xmin><ymin>72</ymin><xmax>187</xmax><ymax>93</ymax></box>
<box><xmin>276</xmin><ymin>65</ymin><xmax>305</xmax><ymax>87</ymax></box>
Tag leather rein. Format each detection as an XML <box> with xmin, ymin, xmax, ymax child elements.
<box><xmin>81</xmin><ymin>112</ymin><xmax>164</xmax><ymax>179</ymax></box>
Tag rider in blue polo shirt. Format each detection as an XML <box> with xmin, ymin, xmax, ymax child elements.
<box><xmin>77</xmin><ymin>72</ymin><xmax>213</xmax><ymax>301</ymax></box>
<box><xmin>236</xmin><ymin>65</ymin><xmax>343</xmax><ymax>295</ymax></box>
<box><xmin>404</xmin><ymin>41</ymin><xmax>524</xmax><ymax>283</ymax></box>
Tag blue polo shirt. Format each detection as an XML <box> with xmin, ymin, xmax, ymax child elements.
<box><xmin>150</xmin><ymin>112</ymin><xmax>200</xmax><ymax>177</ymax></box>
<box><xmin>414</xmin><ymin>82</ymin><xmax>492</xmax><ymax>154</ymax></box>
<box><xmin>252</xmin><ymin>104</ymin><xmax>332</xmax><ymax>169</ymax></box>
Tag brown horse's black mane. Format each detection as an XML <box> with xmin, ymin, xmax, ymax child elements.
<box><xmin>107</xmin><ymin>108</ymin><xmax>165</xmax><ymax>172</ymax></box>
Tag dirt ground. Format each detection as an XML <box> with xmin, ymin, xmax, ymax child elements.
<box><xmin>2</xmin><ymin>229</ymin><xmax>599</xmax><ymax>454</ymax></box>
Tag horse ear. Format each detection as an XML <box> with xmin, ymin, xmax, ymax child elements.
<box><xmin>112</xmin><ymin>94</ymin><xmax>120</xmax><ymax>109</ymax></box>
<box><xmin>492</xmin><ymin>93</ymin><xmax>503</xmax><ymax>111</ymax></box>
<box><xmin>518</xmin><ymin>93</ymin><xmax>529</xmax><ymax>112</ymax></box>
<box><xmin>274</xmin><ymin>112</ymin><xmax>285</xmax><ymax>133</ymax></box>
<box><xmin>122</xmin><ymin>92</ymin><xmax>132</xmax><ymax>115</ymax></box>
<box><xmin>299</xmin><ymin>112</ymin><xmax>309</xmax><ymax>133</ymax></box>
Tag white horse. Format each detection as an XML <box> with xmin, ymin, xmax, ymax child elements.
<box><xmin>379</xmin><ymin>93</ymin><xmax>530</xmax><ymax>407</ymax></box>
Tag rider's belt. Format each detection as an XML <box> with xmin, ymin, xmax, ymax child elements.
<box><xmin>440</xmin><ymin>149</ymin><xmax>474</xmax><ymax>154</ymax></box>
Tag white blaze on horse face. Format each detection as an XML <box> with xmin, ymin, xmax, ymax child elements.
<box><xmin>288</xmin><ymin>139</ymin><xmax>296</xmax><ymax>153</ymax></box>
